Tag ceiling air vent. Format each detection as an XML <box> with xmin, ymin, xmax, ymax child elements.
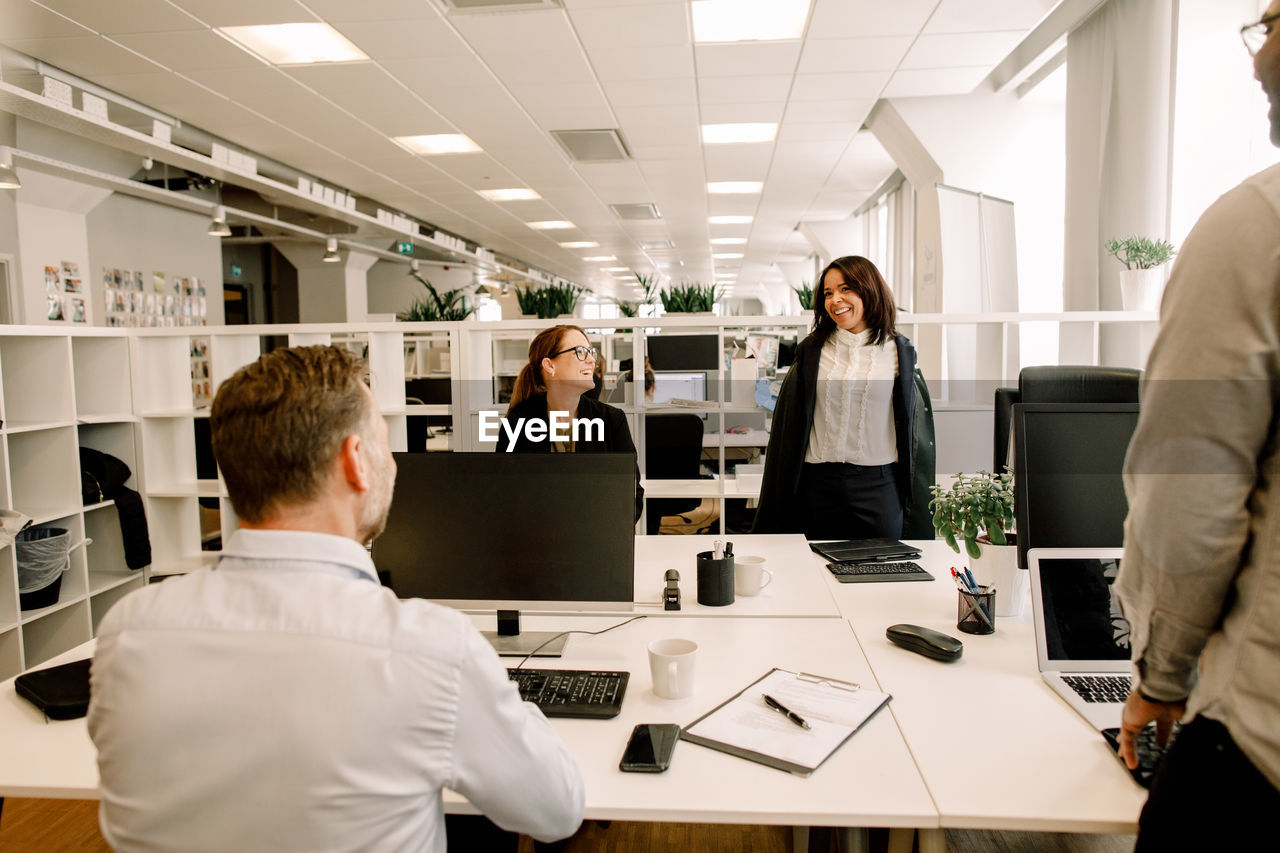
<box><xmin>438</xmin><ymin>0</ymin><xmax>562</xmax><ymax>12</ymax></box>
<box><xmin>610</xmin><ymin>203</ymin><xmax>661</xmax><ymax>221</ymax></box>
<box><xmin>641</xmin><ymin>240</ymin><xmax>674</xmax><ymax>250</ymax></box>
<box><xmin>552</xmin><ymin>129</ymin><xmax>631</xmax><ymax>162</ymax></box>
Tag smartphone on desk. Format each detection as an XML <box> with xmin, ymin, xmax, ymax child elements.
<box><xmin>619</xmin><ymin>723</ymin><xmax>680</xmax><ymax>773</ymax></box>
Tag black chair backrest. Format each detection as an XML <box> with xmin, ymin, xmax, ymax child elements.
<box><xmin>644</xmin><ymin>414</ymin><xmax>704</xmax><ymax>480</ymax></box>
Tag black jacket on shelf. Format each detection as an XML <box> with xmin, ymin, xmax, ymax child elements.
<box><xmin>80</xmin><ymin>447</ymin><xmax>152</xmax><ymax>570</ymax></box>
<box><xmin>751</xmin><ymin>333</ymin><xmax>936</xmax><ymax>539</ymax></box>
<box><xmin>501</xmin><ymin>392</ymin><xmax>645</xmax><ymax>523</ymax></box>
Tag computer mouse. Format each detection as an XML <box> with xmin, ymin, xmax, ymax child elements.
<box><xmin>885</xmin><ymin>623</ymin><xmax>964</xmax><ymax>662</ymax></box>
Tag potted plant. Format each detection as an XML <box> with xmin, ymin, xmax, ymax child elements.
<box><xmin>1105</xmin><ymin>236</ymin><xmax>1175</xmax><ymax>313</ymax></box>
<box><xmin>543</xmin><ymin>282</ymin><xmax>584</xmax><ymax>319</ymax></box>
<box><xmin>514</xmin><ymin>286</ymin><xmax>543</xmax><ymax>319</ymax></box>
<box><xmin>397</xmin><ymin>272</ymin><xmax>473</xmax><ymax>322</ymax></box>
<box><xmin>660</xmin><ymin>282</ymin><xmax>719</xmax><ymax>314</ymax></box>
<box><xmin>792</xmin><ymin>282</ymin><xmax>814</xmax><ymax>311</ymax></box>
<box><xmin>634</xmin><ymin>273</ymin><xmax>660</xmax><ymax>317</ymax></box>
<box><xmin>929</xmin><ymin>470</ymin><xmax>1024</xmax><ymax>617</ymax></box>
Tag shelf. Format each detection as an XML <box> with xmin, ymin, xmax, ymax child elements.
<box><xmin>18</xmin><ymin>592</ymin><xmax>85</xmax><ymax>625</ymax></box>
<box><xmin>29</xmin><ymin>507</ymin><xmax>87</xmax><ymax>525</ymax></box>
<box><xmin>3</xmin><ymin>420</ymin><xmax>77</xmax><ymax>433</ymax></box>
<box><xmin>139</xmin><ymin>409</ymin><xmax>197</xmax><ymax>418</ymax></box>
<box><xmin>77</xmin><ymin>414</ymin><xmax>139</xmax><ymax>424</ymax></box>
<box><xmin>406</xmin><ymin>404</ymin><xmax>451</xmax><ymax>415</ymax></box>
<box><xmin>145</xmin><ymin>485</ymin><xmax>199</xmax><ymax>498</ymax></box>
<box><xmin>195</xmin><ymin>480</ymin><xmax>223</xmax><ymax>498</ymax></box>
<box><xmin>89</xmin><ymin>570</ymin><xmax>144</xmax><ymax>596</ymax></box>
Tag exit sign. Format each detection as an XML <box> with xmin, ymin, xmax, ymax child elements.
<box><xmin>230</xmin><ymin>264</ymin><xmax>242</xmax><ymax>277</ymax></box>
<box><xmin>396</xmin><ymin>242</ymin><xmax>414</xmax><ymax>255</ymax></box>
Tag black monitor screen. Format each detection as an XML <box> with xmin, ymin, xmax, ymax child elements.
<box><xmin>647</xmin><ymin>334</ymin><xmax>720</xmax><ymax>371</ymax></box>
<box><xmin>372</xmin><ymin>453</ymin><xmax>635</xmax><ymax>609</ymax></box>
<box><xmin>1014</xmin><ymin>403</ymin><xmax>1139</xmax><ymax>570</ymax></box>
<box><xmin>1037</xmin><ymin>557</ymin><xmax>1130</xmax><ymax>663</ymax></box>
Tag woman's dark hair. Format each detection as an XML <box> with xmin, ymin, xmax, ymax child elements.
<box><xmin>508</xmin><ymin>324</ymin><xmax>589</xmax><ymax>413</ymax></box>
<box><xmin>812</xmin><ymin>255</ymin><xmax>897</xmax><ymax>347</ymax></box>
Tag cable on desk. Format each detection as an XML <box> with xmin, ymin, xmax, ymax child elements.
<box><xmin>509</xmin><ymin>614</ymin><xmax>648</xmax><ymax>671</ymax></box>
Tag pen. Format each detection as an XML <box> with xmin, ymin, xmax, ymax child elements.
<box><xmin>950</xmin><ymin>567</ymin><xmax>975</xmax><ymax>592</ymax></box>
<box><xmin>963</xmin><ymin>567</ymin><xmax>978</xmax><ymax>591</ymax></box>
<box><xmin>724</xmin><ymin>541</ymin><xmax>734</xmax><ymax>558</ymax></box>
<box><xmin>762</xmin><ymin>694</ymin><xmax>811</xmax><ymax>729</ymax></box>
<box><xmin>713</xmin><ymin>539</ymin><xmax>723</xmax><ymax>559</ymax></box>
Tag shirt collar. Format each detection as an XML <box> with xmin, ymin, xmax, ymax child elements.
<box><xmin>220</xmin><ymin>528</ymin><xmax>378</xmax><ymax>582</ymax></box>
<box><xmin>833</xmin><ymin>326</ymin><xmax>872</xmax><ymax>346</ymax></box>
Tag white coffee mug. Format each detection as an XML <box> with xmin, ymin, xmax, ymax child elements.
<box><xmin>734</xmin><ymin>555</ymin><xmax>773</xmax><ymax>596</ymax></box>
<box><xmin>648</xmin><ymin>637</ymin><xmax>698</xmax><ymax>699</ymax></box>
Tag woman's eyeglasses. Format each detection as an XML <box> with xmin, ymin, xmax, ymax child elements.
<box><xmin>552</xmin><ymin>345</ymin><xmax>598</xmax><ymax>362</ymax></box>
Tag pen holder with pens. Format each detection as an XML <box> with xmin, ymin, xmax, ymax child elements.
<box><xmin>956</xmin><ymin>585</ymin><xmax>996</xmax><ymax>635</ymax></box>
<box><xmin>696</xmin><ymin>551</ymin><xmax>735</xmax><ymax>606</ymax></box>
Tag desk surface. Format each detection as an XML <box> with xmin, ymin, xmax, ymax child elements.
<box><xmin>820</xmin><ymin>540</ymin><xmax>1146</xmax><ymax>833</ymax></box>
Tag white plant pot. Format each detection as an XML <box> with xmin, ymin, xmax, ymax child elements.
<box><xmin>1119</xmin><ymin>268</ymin><xmax>1165</xmax><ymax>313</ymax></box>
<box><xmin>970</xmin><ymin>538</ymin><xmax>1026</xmax><ymax>618</ymax></box>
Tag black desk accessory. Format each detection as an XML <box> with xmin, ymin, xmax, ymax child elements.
<box><xmin>826</xmin><ymin>561</ymin><xmax>933</xmax><ymax>583</ymax></box>
<box><xmin>1101</xmin><ymin>724</ymin><xmax>1178</xmax><ymax>789</ymax></box>
<box><xmin>664</xmin><ymin>569</ymin><xmax>681</xmax><ymax>610</ymax></box>
<box><xmin>809</xmin><ymin>538</ymin><xmax>922</xmax><ymax>563</ymax></box>
<box><xmin>696</xmin><ymin>551</ymin><xmax>734</xmax><ymax>606</ymax></box>
<box><xmin>15</xmin><ymin>658</ymin><xmax>92</xmax><ymax>720</ymax></box>
<box><xmin>885</xmin><ymin>624</ymin><xmax>964</xmax><ymax>662</ymax></box>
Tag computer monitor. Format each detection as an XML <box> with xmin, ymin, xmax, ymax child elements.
<box><xmin>651</xmin><ymin>371</ymin><xmax>707</xmax><ymax>405</ymax></box>
<box><xmin>1013</xmin><ymin>403</ymin><xmax>1140</xmax><ymax>571</ymax></box>
<box><xmin>371</xmin><ymin>452</ymin><xmax>636</xmax><ymax>656</ymax></box>
<box><xmin>647</xmin><ymin>334</ymin><xmax>720</xmax><ymax>371</ymax></box>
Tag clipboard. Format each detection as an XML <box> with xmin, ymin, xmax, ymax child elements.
<box><xmin>678</xmin><ymin>668</ymin><xmax>891</xmax><ymax>776</ymax></box>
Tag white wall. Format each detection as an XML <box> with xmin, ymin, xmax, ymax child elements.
<box><xmin>12</xmin><ymin>170</ymin><xmax>107</xmax><ymax>326</ymax></box>
<box><xmin>366</xmin><ymin>259</ymin><xmax>473</xmax><ymax>318</ymax></box>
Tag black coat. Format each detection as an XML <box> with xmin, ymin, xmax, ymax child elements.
<box><xmin>752</xmin><ymin>332</ymin><xmax>936</xmax><ymax>538</ymax></box>
<box><xmin>502</xmin><ymin>393</ymin><xmax>645</xmax><ymax>522</ymax></box>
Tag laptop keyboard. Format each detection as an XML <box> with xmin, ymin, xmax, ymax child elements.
<box><xmin>1102</xmin><ymin>723</ymin><xmax>1179</xmax><ymax>789</ymax></box>
<box><xmin>1062</xmin><ymin>674</ymin><xmax>1131</xmax><ymax>703</ymax></box>
<box><xmin>507</xmin><ymin>668</ymin><xmax>628</xmax><ymax>719</ymax></box>
<box><xmin>826</xmin><ymin>561</ymin><xmax>932</xmax><ymax>583</ymax></box>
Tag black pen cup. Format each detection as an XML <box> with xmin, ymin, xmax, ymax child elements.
<box><xmin>696</xmin><ymin>551</ymin><xmax>735</xmax><ymax>606</ymax></box>
<box><xmin>957</xmin><ymin>586</ymin><xmax>996</xmax><ymax>635</ymax></box>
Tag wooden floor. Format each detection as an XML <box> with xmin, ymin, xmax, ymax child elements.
<box><xmin>0</xmin><ymin>799</ymin><xmax>1137</xmax><ymax>852</ymax></box>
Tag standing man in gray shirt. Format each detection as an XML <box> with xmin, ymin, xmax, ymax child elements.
<box><xmin>1116</xmin><ymin>5</ymin><xmax>1280</xmax><ymax>849</ymax></box>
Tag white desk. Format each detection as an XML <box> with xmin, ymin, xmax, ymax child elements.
<box><xmin>820</xmin><ymin>540</ymin><xmax>1147</xmax><ymax>834</ymax></box>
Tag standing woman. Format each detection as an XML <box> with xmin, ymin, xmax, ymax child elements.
<box><xmin>753</xmin><ymin>256</ymin><xmax>928</xmax><ymax>540</ymax></box>
<box><xmin>503</xmin><ymin>324</ymin><xmax>644</xmax><ymax>522</ymax></box>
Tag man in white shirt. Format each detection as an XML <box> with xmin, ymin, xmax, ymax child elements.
<box><xmin>88</xmin><ymin>345</ymin><xmax>584</xmax><ymax>852</ymax></box>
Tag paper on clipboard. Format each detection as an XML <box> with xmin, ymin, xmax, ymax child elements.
<box><xmin>681</xmin><ymin>668</ymin><xmax>891</xmax><ymax>775</ymax></box>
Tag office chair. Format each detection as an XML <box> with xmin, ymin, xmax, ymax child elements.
<box><xmin>993</xmin><ymin>365</ymin><xmax>1142</xmax><ymax>472</ymax></box>
<box><xmin>644</xmin><ymin>413</ymin><xmax>707</xmax><ymax>535</ymax></box>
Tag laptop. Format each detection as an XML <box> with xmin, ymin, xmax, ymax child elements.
<box><xmin>1027</xmin><ymin>547</ymin><xmax>1132</xmax><ymax>730</ymax></box>
<box><xmin>808</xmin><ymin>538</ymin><xmax>922</xmax><ymax>563</ymax></box>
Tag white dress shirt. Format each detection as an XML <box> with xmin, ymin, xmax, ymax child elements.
<box><xmin>88</xmin><ymin>528</ymin><xmax>584</xmax><ymax>853</ymax></box>
<box><xmin>805</xmin><ymin>327</ymin><xmax>899</xmax><ymax>465</ymax></box>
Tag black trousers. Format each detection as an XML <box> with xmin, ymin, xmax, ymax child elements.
<box><xmin>798</xmin><ymin>462</ymin><xmax>902</xmax><ymax>541</ymax></box>
<box><xmin>1135</xmin><ymin>716</ymin><xmax>1280</xmax><ymax>851</ymax></box>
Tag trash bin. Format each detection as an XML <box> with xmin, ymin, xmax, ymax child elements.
<box><xmin>17</xmin><ymin>526</ymin><xmax>71</xmax><ymax>610</ymax></box>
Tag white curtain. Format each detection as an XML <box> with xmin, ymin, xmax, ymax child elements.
<box><xmin>1063</xmin><ymin>0</ymin><xmax>1174</xmax><ymax>333</ymax></box>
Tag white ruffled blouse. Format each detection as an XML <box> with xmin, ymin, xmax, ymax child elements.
<box><xmin>804</xmin><ymin>327</ymin><xmax>899</xmax><ymax>466</ymax></box>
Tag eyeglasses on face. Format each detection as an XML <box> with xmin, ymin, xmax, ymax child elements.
<box><xmin>1242</xmin><ymin>12</ymin><xmax>1280</xmax><ymax>57</ymax></box>
<box><xmin>552</xmin><ymin>345</ymin><xmax>598</xmax><ymax>362</ymax></box>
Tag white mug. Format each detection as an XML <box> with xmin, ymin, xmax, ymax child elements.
<box><xmin>734</xmin><ymin>555</ymin><xmax>773</xmax><ymax>596</ymax></box>
<box><xmin>648</xmin><ymin>637</ymin><xmax>698</xmax><ymax>699</ymax></box>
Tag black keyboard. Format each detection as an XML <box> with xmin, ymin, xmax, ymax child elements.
<box><xmin>826</xmin><ymin>561</ymin><xmax>933</xmax><ymax>583</ymax></box>
<box><xmin>1062</xmin><ymin>674</ymin><xmax>1130</xmax><ymax>703</ymax></box>
<box><xmin>1102</xmin><ymin>723</ymin><xmax>1179</xmax><ymax>789</ymax></box>
<box><xmin>507</xmin><ymin>668</ymin><xmax>629</xmax><ymax>719</ymax></box>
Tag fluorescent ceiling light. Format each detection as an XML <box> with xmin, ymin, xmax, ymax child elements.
<box><xmin>710</xmin><ymin>215</ymin><xmax>753</xmax><ymax>225</ymax></box>
<box><xmin>394</xmin><ymin>134</ymin><xmax>481</xmax><ymax>155</ymax></box>
<box><xmin>710</xmin><ymin>237</ymin><xmax>747</xmax><ymax>245</ymax></box>
<box><xmin>583</xmin><ymin>255</ymin><xmax>616</xmax><ymax>261</ymax></box>
<box><xmin>527</xmin><ymin>220</ymin><xmax>575</xmax><ymax>230</ymax></box>
<box><xmin>477</xmin><ymin>188</ymin><xmax>540</xmax><ymax>201</ymax></box>
<box><xmin>604</xmin><ymin>266</ymin><xmax>629</xmax><ymax>272</ymax></box>
<box><xmin>707</xmin><ymin>181</ymin><xmax>763</xmax><ymax>194</ymax></box>
<box><xmin>692</xmin><ymin>0</ymin><xmax>810</xmax><ymax>43</ymax></box>
<box><xmin>560</xmin><ymin>241</ymin><xmax>598</xmax><ymax>248</ymax></box>
<box><xmin>701</xmin><ymin>123</ymin><xmax>777</xmax><ymax>144</ymax></box>
<box><xmin>218</xmin><ymin>23</ymin><xmax>368</xmax><ymax>65</ymax></box>
<box><xmin>715</xmin><ymin>272</ymin><xmax>737</xmax><ymax>278</ymax></box>
<box><xmin>713</xmin><ymin>252</ymin><xmax>744</xmax><ymax>259</ymax></box>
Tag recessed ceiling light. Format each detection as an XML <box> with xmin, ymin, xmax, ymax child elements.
<box><xmin>715</xmin><ymin>272</ymin><xmax>737</xmax><ymax>278</ymax></box>
<box><xmin>560</xmin><ymin>241</ymin><xmax>599</xmax><ymax>248</ymax></box>
<box><xmin>394</xmin><ymin>134</ymin><xmax>481</xmax><ymax>155</ymax></box>
<box><xmin>701</xmin><ymin>123</ymin><xmax>777</xmax><ymax>144</ymax></box>
<box><xmin>583</xmin><ymin>255</ymin><xmax>616</xmax><ymax>261</ymax></box>
<box><xmin>710</xmin><ymin>237</ymin><xmax>748</xmax><ymax>245</ymax></box>
<box><xmin>692</xmin><ymin>0</ymin><xmax>810</xmax><ymax>43</ymax></box>
<box><xmin>217</xmin><ymin>23</ymin><xmax>369</xmax><ymax>65</ymax></box>
<box><xmin>707</xmin><ymin>181</ymin><xmax>763</xmax><ymax>194</ymax></box>
<box><xmin>710</xmin><ymin>215</ymin><xmax>753</xmax><ymax>225</ymax></box>
<box><xmin>604</xmin><ymin>266</ymin><xmax>629</xmax><ymax>272</ymax></box>
<box><xmin>527</xmin><ymin>220</ymin><xmax>575</xmax><ymax>230</ymax></box>
<box><xmin>641</xmin><ymin>239</ymin><xmax>675</xmax><ymax>250</ymax></box>
<box><xmin>477</xmin><ymin>188</ymin><xmax>541</xmax><ymax>201</ymax></box>
<box><xmin>713</xmin><ymin>252</ymin><xmax>744</xmax><ymax>259</ymax></box>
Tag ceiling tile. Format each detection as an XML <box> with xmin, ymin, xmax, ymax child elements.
<box><xmin>614</xmin><ymin>103</ymin><xmax>699</xmax><ymax>147</ymax></box>
<box><xmin>184</xmin><ymin>65</ymin><xmax>311</xmax><ymax>110</ymax></box>
<box><xmin>0</xmin><ymin>0</ymin><xmax>106</xmax><ymax>39</ymax></box>
<box><xmin>882</xmin><ymin>65</ymin><xmax>990</xmax><ymax>97</ymax></box>
<box><xmin>484</xmin><ymin>49</ymin><xmax>599</xmax><ymax>85</ymax></box>
<box><xmin>699</xmin><ymin>102</ymin><xmax>786</xmax><ymax>124</ymax></box>
<box><xmin>452</xmin><ymin>8</ymin><xmax>578</xmax><ymax>53</ymax></box>
<box><xmin>925</xmin><ymin>0</ymin><xmax>1057</xmax><ymax>34</ymax></box>
<box><xmin>303</xmin><ymin>0</ymin><xmax>444</xmax><ymax>22</ymax></box>
<box><xmin>697</xmin><ymin>74</ymin><xmax>791</xmax><ymax>103</ymax></box>
<box><xmin>797</xmin><ymin>36</ymin><xmax>912</xmax><ymax>73</ymax></box>
<box><xmin>778</xmin><ymin>121</ymin><xmax>860</xmax><ymax>143</ymax></box>
<box><xmin>601</xmin><ymin>77</ymin><xmax>696</xmax><ymax>107</ymax></box>
<box><xmin>113</xmin><ymin>30</ymin><xmax>268</xmax><ymax>72</ymax></box>
<box><xmin>695</xmin><ymin>42</ymin><xmax>801</xmax><ymax>77</ymax></box>
<box><xmin>900</xmin><ymin>31</ymin><xmax>1024</xmax><ymax>70</ymax></box>
<box><xmin>588</xmin><ymin>44</ymin><xmax>693</xmax><ymax>81</ymax></box>
<box><xmin>569</xmin><ymin>3</ymin><xmax>690</xmax><ymax>46</ymax></box>
<box><xmin>2</xmin><ymin>35</ymin><xmax>162</xmax><ymax>76</ymax></box>
<box><xmin>783</xmin><ymin>98</ymin><xmax>875</xmax><ymax>124</ymax></box>
<box><xmin>165</xmin><ymin>0</ymin><xmax>317</xmax><ymax>28</ymax></box>
<box><xmin>574</xmin><ymin>161</ymin><xmax>648</xmax><ymax>195</ymax></box>
<box><xmin>627</xmin><ymin>143</ymin><xmax>703</xmax><ymax>160</ymax></box>
<box><xmin>335</xmin><ymin>18</ymin><xmax>472</xmax><ymax>60</ymax></box>
<box><xmin>703</xmin><ymin>145</ymin><xmax>773</xmax><ymax>181</ymax></box>
<box><xmin>790</xmin><ymin>71</ymin><xmax>890</xmax><ymax>101</ymax></box>
<box><xmin>513</xmin><ymin>87</ymin><xmax>616</xmax><ymax>130</ymax></box>
<box><xmin>33</xmin><ymin>0</ymin><xmax>203</xmax><ymax>34</ymax></box>
<box><xmin>807</xmin><ymin>0</ymin><xmax>938</xmax><ymax>38</ymax></box>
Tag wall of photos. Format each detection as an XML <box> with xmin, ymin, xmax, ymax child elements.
<box><xmin>101</xmin><ymin>266</ymin><xmax>208</xmax><ymax>328</ymax></box>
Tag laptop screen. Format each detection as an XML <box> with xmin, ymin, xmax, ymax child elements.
<box><xmin>1037</xmin><ymin>556</ymin><xmax>1131</xmax><ymax>664</ymax></box>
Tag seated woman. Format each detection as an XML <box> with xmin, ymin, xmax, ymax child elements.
<box><xmin>503</xmin><ymin>324</ymin><xmax>644</xmax><ymax>522</ymax></box>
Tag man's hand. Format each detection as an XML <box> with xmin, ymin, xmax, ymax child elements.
<box><xmin>1117</xmin><ymin>689</ymin><xmax>1185</xmax><ymax>769</ymax></box>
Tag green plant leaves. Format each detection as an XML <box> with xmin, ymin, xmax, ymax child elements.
<box><xmin>928</xmin><ymin>469</ymin><xmax>1016</xmax><ymax>555</ymax></box>
<box><xmin>793</xmin><ymin>282</ymin><xmax>814</xmax><ymax>311</ymax></box>
<box><xmin>1104</xmin><ymin>236</ymin><xmax>1176</xmax><ymax>270</ymax></box>
<box><xmin>398</xmin><ymin>272</ymin><xmax>473</xmax><ymax>322</ymax></box>
<box><xmin>660</xmin><ymin>282</ymin><xmax>719</xmax><ymax>312</ymax></box>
